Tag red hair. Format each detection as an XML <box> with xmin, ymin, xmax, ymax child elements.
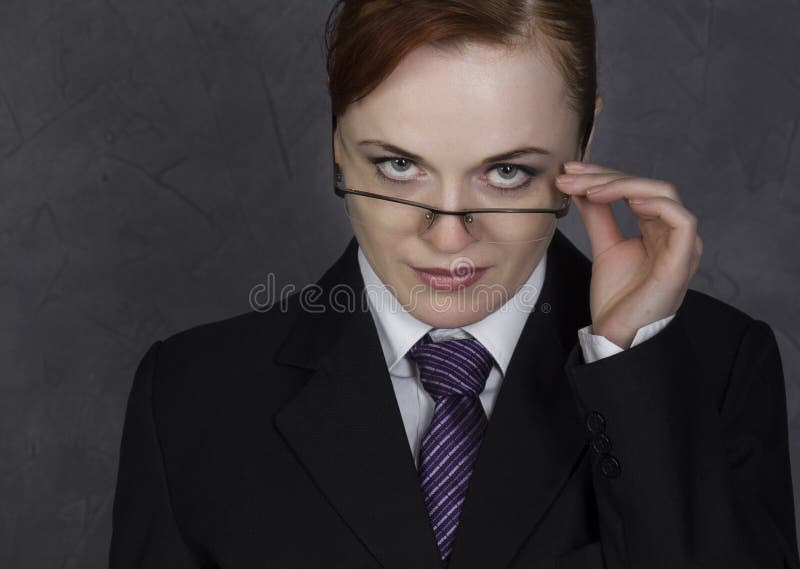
<box><xmin>325</xmin><ymin>0</ymin><xmax>597</xmax><ymax>154</ymax></box>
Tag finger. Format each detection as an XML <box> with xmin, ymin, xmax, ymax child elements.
<box><xmin>580</xmin><ymin>176</ymin><xmax>682</xmax><ymax>204</ymax></box>
<box><xmin>689</xmin><ymin>235</ymin><xmax>703</xmax><ymax>278</ymax></box>
<box><xmin>689</xmin><ymin>239</ymin><xmax>702</xmax><ymax>278</ymax></box>
<box><xmin>557</xmin><ymin>172</ymin><xmax>635</xmax><ymax>195</ymax></box>
<box><xmin>569</xmin><ymin>192</ymin><xmax>626</xmax><ymax>260</ymax></box>
<box><xmin>628</xmin><ymin>197</ymin><xmax>698</xmax><ymax>279</ymax></box>
<box><xmin>563</xmin><ymin>161</ymin><xmax>622</xmax><ymax>175</ymax></box>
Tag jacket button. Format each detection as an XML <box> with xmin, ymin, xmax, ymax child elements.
<box><xmin>599</xmin><ymin>454</ymin><xmax>621</xmax><ymax>478</ymax></box>
<box><xmin>591</xmin><ymin>433</ymin><xmax>612</xmax><ymax>454</ymax></box>
<box><xmin>586</xmin><ymin>411</ymin><xmax>606</xmax><ymax>434</ymax></box>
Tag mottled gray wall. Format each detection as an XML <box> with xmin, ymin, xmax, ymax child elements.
<box><xmin>0</xmin><ymin>0</ymin><xmax>797</xmax><ymax>566</ymax></box>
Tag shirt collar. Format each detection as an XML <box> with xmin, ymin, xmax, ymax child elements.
<box><xmin>357</xmin><ymin>246</ymin><xmax>546</xmax><ymax>376</ymax></box>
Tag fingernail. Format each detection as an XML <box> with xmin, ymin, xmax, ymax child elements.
<box><xmin>557</xmin><ymin>175</ymin><xmax>576</xmax><ymax>184</ymax></box>
<box><xmin>586</xmin><ymin>186</ymin><xmax>606</xmax><ymax>195</ymax></box>
<box><xmin>564</xmin><ymin>162</ymin><xmax>586</xmax><ymax>171</ymax></box>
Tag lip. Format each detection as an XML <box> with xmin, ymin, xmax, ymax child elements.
<box><xmin>412</xmin><ymin>266</ymin><xmax>489</xmax><ymax>291</ymax></box>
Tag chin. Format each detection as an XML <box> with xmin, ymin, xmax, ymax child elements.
<box><xmin>407</xmin><ymin>303</ymin><xmax>492</xmax><ymax>329</ymax></box>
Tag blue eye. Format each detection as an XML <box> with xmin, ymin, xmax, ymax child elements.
<box><xmin>486</xmin><ymin>164</ymin><xmax>538</xmax><ymax>190</ymax></box>
<box><xmin>388</xmin><ymin>158</ymin><xmax>412</xmax><ymax>172</ymax></box>
<box><xmin>368</xmin><ymin>156</ymin><xmax>539</xmax><ymax>189</ymax></box>
<box><xmin>370</xmin><ymin>157</ymin><xmax>422</xmax><ymax>184</ymax></box>
<box><xmin>497</xmin><ymin>165</ymin><xmax>519</xmax><ymax>179</ymax></box>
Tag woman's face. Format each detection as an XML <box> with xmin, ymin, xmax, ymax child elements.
<box><xmin>334</xmin><ymin>40</ymin><xmax>596</xmax><ymax>328</ymax></box>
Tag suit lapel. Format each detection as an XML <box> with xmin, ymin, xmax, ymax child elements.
<box><xmin>272</xmin><ymin>230</ymin><xmax>594</xmax><ymax>569</ymax></box>
<box><xmin>446</xmin><ymin>231</ymin><xmax>593</xmax><ymax>568</ymax></box>
<box><xmin>273</xmin><ymin>237</ymin><xmax>444</xmax><ymax>569</ymax></box>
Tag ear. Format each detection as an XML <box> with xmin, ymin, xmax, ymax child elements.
<box><xmin>331</xmin><ymin>115</ymin><xmax>342</xmax><ymax>182</ymax></box>
<box><xmin>332</xmin><ymin>120</ymin><xmax>345</xmax><ymax>185</ymax></box>
<box><xmin>581</xmin><ymin>95</ymin><xmax>604</xmax><ymax>163</ymax></box>
<box><xmin>333</xmin><ymin>119</ymin><xmax>345</xmax><ymax>163</ymax></box>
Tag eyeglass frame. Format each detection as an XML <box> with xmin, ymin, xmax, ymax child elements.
<box><xmin>330</xmin><ymin>111</ymin><xmax>592</xmax><ymax>224</ymax></box>
<box><xmin>333</xmin><ymin>177</ymin><xmax>572</xmax><ymax>225</ymax></box>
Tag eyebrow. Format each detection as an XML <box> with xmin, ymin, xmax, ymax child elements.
<box><xmin>357</xmin><ymin>139</ymin><xmax>552</xmax><ymax>166</ymax></box>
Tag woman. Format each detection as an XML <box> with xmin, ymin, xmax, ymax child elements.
<box><xmin>110</xmin><ymin>1</ymin><xmax>798</xmax><ymax>568</ymax></box>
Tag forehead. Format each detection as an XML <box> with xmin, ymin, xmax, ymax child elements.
<box><xmin>339</xmin><ymin>41</ymin><xmax>578</xmax><ymax>157</ymax></box>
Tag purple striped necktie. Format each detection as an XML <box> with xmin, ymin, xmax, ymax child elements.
<box><xmin>406</xmin><ymin>333</ymin><xmax>495</xmax><ymax>566</ymax></box>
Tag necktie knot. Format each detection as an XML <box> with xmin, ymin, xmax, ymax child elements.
<box><xmin>407</xmin><ymin>333</ymin><xmax>494</xmax><ymax>400</ymax></box>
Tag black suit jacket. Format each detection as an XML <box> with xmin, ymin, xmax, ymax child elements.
<box><xmin>110</xmin><ymin>229</ymin><xmax>799</xmax><ymax>569</ymax></box>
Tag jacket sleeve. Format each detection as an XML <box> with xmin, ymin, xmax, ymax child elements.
<box><xmin>109</xmin><ymin>340</ymin><xmax>205</xmax><ymax>569</ymax></box>
<box><xmin>578</xmin><ymin>313</ymin><xmax>676</xmax><ymax>363</ymax></box>
<box><xmin>564</xmin><ymin>314</ymin><xmax>799</xmax><ymax>569</ymax></box>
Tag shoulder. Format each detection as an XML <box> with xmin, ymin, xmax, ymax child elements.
<box><xmin>121</xmin><ymin>297</ymin><xmax>315</xmax><ymax>520</ymax></box>
<box><xmin>161</xmin><ymin>301</ymin><xmax>296</xmax><ymax>370</ymax></box>
<box><xmin>135</xmin><ymin>292</ymin><xmax>308</xmax><ymax>411</ymax></box>
<box><xmin>680</xmin><ymin>287</ymin><xmax>775</xmax><ymax>349</ymax></box>
<box><xmin>678</xmin><ymin>288</ymin><xmax>783</xmax><ymax>405</ymax></box>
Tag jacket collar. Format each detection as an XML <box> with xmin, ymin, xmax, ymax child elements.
<box><xmin>273</xmin><ymin>229</ymin><xmax>593</xmax><ymax>569</ymax></box>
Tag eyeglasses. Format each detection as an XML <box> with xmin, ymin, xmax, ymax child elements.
<box><xmin>333</xmin><ymin>165</ymin><xmax>571</xmax><ymax>244</ymax></box>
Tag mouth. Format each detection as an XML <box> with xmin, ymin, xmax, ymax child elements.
<box><xmin>411</xmin><ymin>266</ymin><xmax>490</xmax><ymax>291</ymax></box>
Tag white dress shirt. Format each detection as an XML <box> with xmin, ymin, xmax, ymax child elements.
<box><xmin>357</xmin><ymin>246</ymin><xmax>675</xmax><ymax>467</ymax></box>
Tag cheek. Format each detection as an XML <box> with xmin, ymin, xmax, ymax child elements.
<box><xmin>351</xmin><ymin>214</ymin><xmax>389</xmax><ymax>249</ymax></box>
<box><xmin>355</xmin><ymin>226</ymin><xmax>413</xmax><ymax>281</ymax></box>
<box><xmin>491</xmin><ymin>244</ymin><xmax>545</xmax><ymax>287</ymax></box>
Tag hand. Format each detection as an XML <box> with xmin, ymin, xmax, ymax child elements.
<box><xmin>555</xmin><ymin>162</ymin><xmax>703</xmax><ymax>349</ymax></box>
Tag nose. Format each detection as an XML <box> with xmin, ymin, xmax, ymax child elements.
<box><xmin>422</xmin><ymin>211</ymin><xmax>475</xmax><ymax>254</ymax></box>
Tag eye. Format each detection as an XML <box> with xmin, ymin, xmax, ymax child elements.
<box><xmin>374</xmin><ymin>157</ymin><xmax>422</xmax><ymax>182</ymax></box>
<box><xmin>485</xmin><ymin>164</ymin><xmax>536</xmax><ymax>189</ymax></box>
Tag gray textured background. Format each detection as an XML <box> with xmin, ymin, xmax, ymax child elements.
<box><xmin>0</xmin><ymin>0</ymin><xmax>798</xmax><ymax>566</ymax></box>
